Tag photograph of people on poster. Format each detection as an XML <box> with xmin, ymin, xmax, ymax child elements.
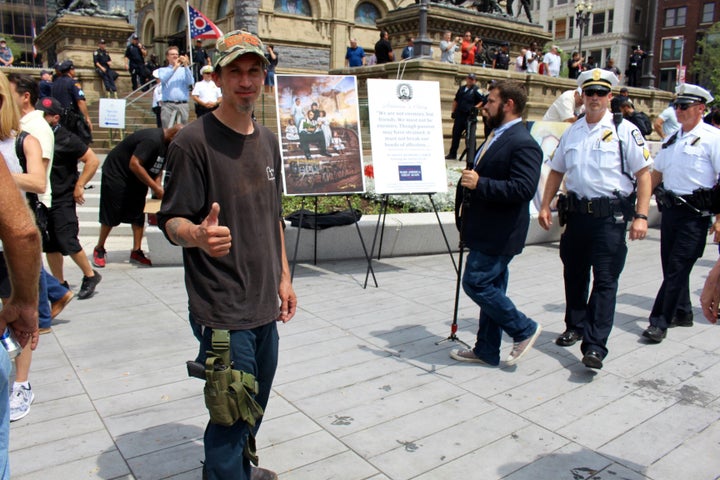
<box><xmin>366</xmin><ymin>79</ymin><xmax>447</xmax><ymax>194</ymax></box>
<box><xmin>275</xmin><ymin>74</ymin><xmax>365</xmax><ymax>196</ymax></box>
<box><xmin>528</xmin><ymin>121</ymin><xmax>571</xmax><ymax>214</ymax></box>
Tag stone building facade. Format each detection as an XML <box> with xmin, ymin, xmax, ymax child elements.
<box><xmin>135</xmin><ymin>0</ymin><xmax>413</xmax><ymax>72</ymax></box>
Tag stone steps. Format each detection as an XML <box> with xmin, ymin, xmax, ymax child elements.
<box><xmin>79</xmin><ymin>91</ymin><xmax>280</xmax><ymax>240</ymax></box>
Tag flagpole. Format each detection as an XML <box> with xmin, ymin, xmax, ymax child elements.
<box><xmin>186</xmin><ymin>1</ymin><xmax>194</xmax><ymax>68</ymax></box>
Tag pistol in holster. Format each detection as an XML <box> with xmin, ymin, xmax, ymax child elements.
<box><xmin>556</xmin><ymin>193</ymin><xmax>568</xmax><ymax>227</ymax></box>
<box><xmin>188</xmin><ymin>329</ymin><xmax>265</xmax><ymax>465</ymax></box>
<box><xmin>691</xmin><ymin>186</ymin><xmax>720</xmax><ymax>214</ymax></box>
<box><xmin>613</xmin><ymin>190</ymin><xmax>637</xmax><ymax>222</ymax></box>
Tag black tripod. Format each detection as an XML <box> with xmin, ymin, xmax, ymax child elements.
<box><xmin>437</xmin><ymin>108</ymin><xmax>479</xmax><ymax>348</ymax></box>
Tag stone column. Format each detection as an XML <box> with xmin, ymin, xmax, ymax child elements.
<box><xmin>235</xmin><ymin>0</ymin><xmax>261</xmax><ymax>33</ymax></box>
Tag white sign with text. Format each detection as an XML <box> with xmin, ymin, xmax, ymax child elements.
<box><xmin>367</xmin><ymin>79</ymin><xmax>447</xmax><ymax>194</ymax></box>
<box><xmin>98</xmin><ymin>98</ymin><xmax>126</xmax><ymax>129</ymax></box>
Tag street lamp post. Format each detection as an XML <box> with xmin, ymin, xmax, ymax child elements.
<box><xmin>415</xmin><ymin>0</ymin><xmax>432</xmax><ymax>58</ymax></box>
<box><xmin>575</xmin><ymin>1</ymin><xmax>593</xmax><ymax>60</ymax></box>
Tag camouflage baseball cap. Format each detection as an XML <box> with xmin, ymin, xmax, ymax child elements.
<box><xmin>213</xmin><ymin>30</ymin><xmax>269</xmax><ymax>68</ymax></box>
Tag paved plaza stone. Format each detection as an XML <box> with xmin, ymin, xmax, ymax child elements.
<box><xmin>8</xmin><ymin>227</ymin><xmax>720</xmax><ymax>479</ymax></box>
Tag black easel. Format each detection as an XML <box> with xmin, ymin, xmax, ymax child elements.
<box><xmin>363</xmin><ymin>192</ymin><xmax>458</xmax><ymax>288</ymax></box>
<box><xmin>436</xmin><ymin>108</ymin><xmax>479</xmax><ymax>349</ymax></box>
<box><xmin>289</xmin><ymin>195</ymin><xmax>377</xmax><ymax>288</ymax></box>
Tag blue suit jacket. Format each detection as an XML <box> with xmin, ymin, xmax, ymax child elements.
<box><xmin>459</xmin><ymin>121</ymin><xmax>542</xmax><ymax>256</ymax></box>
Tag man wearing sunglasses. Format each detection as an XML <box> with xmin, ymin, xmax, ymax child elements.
<box><xmin>642</xmin><ymin>84</ymin><xmax>720</xmax><ymax>344</ymax></box>
<box><xmin>538</xmin><ymin>68</ymin><xmax>652</xmax><ymax>369</ymax></box>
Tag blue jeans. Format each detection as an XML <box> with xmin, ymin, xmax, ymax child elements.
<box><xmin>39</xmin><ymin>268</ymin><xmax>70</xmax><ymax>329</ymax></box>
<box><xmin>190</xmin><ymin>316</ymin><xmax>279</xmax><ymax>480</ymax></box>
<box><xmin>0</xmin><ymin>349</ymin><xmax>10</xmax><ymax>480</ymax></box>
<box><xmin>45</xmin><ymin>269</ymin><xmax>68</xmax><ymax>303</ymax></box>
<box><xmin>462</xmin><ymin>250</ymin><xmax>537</xmax><ymax>365</ymax></box>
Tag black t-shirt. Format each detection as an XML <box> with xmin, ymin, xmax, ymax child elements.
<box><xmin>265</xmin><ymin>52</ymin><xmax>278</xmax><ymax>72</ymax></box>
<box><xmin>102</xmin><ymin>128</ymin><xmax>167</xmax><ymax>194</ymax></box>
<box><xmin>158</xmin><ymin>114</ymin><xmax>283</xmax><ymax>329</ymax></box>
<box><xmin>568</xmin><ymin>58</ymin><xmax>580</xmax><ymax>79</ymax></box>
<box><xmin>51</xmin><ymin>125</ymin><xmax>89</xmax><ymax>206</ymax></box>
<box><xmin>375</xmin><ymin>39</ymin><xmax>393</xmax><ymax>64</ymax></box>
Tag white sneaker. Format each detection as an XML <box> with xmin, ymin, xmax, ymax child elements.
<box><xmin>9</xmin><ymin>384</ymin><xmax>34</xmax><ymax>422</ymax></box>
<box><xmin>505</xmin><ymin>324</ymin><xmax>543</xmax><ymax>366</ymax></box>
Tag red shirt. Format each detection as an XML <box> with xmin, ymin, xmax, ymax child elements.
<box><xmin>461</xmin><ymin>40</ymin><xmax>476</xmax><ymax>65</ymax></box>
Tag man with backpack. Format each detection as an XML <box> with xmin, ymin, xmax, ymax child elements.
<box><xmin>619</xmin><ymin>99</ymin><xmax>652</xmax><ymax>138</ymax></box>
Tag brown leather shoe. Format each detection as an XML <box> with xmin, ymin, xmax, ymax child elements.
<box><xmin>51</xmin><ymin>290</ymin><xmax>74</xmax><ymax>319</ymax></box>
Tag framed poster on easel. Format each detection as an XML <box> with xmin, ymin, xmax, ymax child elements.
<box><xmin>275</xmin><ymin>74</ymin><xmax>375</xmax><ymax>285</ymax></box>
<box><xmin>275</xmin><ymin>74</ymin><xmax>365</xmax><ymax>196</ymax></box>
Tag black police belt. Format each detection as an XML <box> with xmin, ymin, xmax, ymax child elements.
<box><xmin>655</xmin><ymin>186</ymin><xmax>718</xmax><ymax>215</ymax></box>
<box><xmin>564</xmin><ymin>192</ymin><xmax>626</xmax><ymax>218</ymax></box>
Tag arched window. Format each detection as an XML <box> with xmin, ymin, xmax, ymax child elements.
<box><xmin>217</xmin><ymin>0</ymin><xmax>228</xmax><ymax>18</ymax></box>
<box><xmin>175</xmin><ymin>8</ymin><xmax>186</xmax><ymax>32</ymax></box>
<box><xmin>355</xmin><ymin>2</ymin><xmax>380</xmax><ymax>25</ymax></box>
<box><xmin>144</xmin><ymin>19</ymin><xmax>155</xmax><ymax>45</ymax></box>
<box><xmin>274</xmin><ymin>0</ymin><xmax>311</xmax><ymax>16</ymax></box>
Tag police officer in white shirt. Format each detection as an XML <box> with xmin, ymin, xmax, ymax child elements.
<box><xmin>538</xmin><ymin>68</ymin><xmax>652</xmax><ymax>369</ymax></box>
<box><xmin>643</xmin><ymin>83</ymin><xmax>720</xmax><ymax>343</ymax></box>
<box><xmin>191</xmin><ymin>65</ymin><xmax>222</xmax><ymax>117</ymax></box>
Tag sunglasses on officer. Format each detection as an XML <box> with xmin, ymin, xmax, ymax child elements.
<box><xmin>583</xmin><ymin>88</ymin><xmax>610</xmax><ymax>97</ymax></box>
<box><xmin>673</xmin><ymin>102</ymin><xmax>702</xmax><ymax>111</ymax></box>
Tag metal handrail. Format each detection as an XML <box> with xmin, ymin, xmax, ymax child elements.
<box><xmin>124</xmin><ymin>79</ymin><xmax>156</xmax><ymax>107</ymax></box>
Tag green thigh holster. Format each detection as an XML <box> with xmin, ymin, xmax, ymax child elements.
<box><xmin>203</xmin><ymin>329</ymin><xmax>265</xmax><ymax>463</ymax></box>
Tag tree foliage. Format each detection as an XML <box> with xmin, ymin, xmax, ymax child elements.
<box><xmin>691</xmin><ymin>21</ymin><xmax>720</xmax><ymax>97</ymax></box>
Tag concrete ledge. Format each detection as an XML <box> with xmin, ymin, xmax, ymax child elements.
<box><xmin>146</xmin><ymin>204</ymin><xmax>661</xmax><ymax>266</ymax></box>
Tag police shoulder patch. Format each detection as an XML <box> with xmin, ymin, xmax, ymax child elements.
<box><xmin>631</xmin><ymin>129</ymin><xmax>645</xmax><ymax>146</ymax></box>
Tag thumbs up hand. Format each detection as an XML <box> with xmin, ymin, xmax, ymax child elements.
<box><xmin>197</xmin><ymin>202</ymin><xmax>232</xmax><ymax>257</ymax></box>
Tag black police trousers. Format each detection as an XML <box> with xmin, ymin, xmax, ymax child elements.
<box><xmin>649</xmin><ymin>206</ymin><xmax>709</xmax><ymax>330</ymax></box>
<box><xmin>560</xmin><ymin>213</ymin><xmax>628</xmax><ymax>359</ymax></box>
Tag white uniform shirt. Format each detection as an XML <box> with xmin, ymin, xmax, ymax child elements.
<box><xmin>654</xmin><ymin>121</ymin><xmax>720</xmax><ymax>195</ymax></box>
<box><xmin>551</xmin><ymin>110</ymin><xmax>651</xmax><ymax>198</ymax></box>
<box><xmin>191</xmin><ymin>79</ymin><xmax>222</xmax><ymax>104</ymax></box>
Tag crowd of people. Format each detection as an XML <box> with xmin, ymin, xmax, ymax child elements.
<box><xmin>344</xmin><ymin>30</ymin><xmax>649</xmax><ymax>90</ymax></box>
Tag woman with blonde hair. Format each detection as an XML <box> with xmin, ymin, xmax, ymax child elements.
<box><xmin>0</xmin><ymin>72</ymin><xmax>44</xmax><ymax>191</ymax></box>
<box><xmin>0</xmin><ymin>70</ymin><xmax>46</xmax><ymax>423</ymax></box>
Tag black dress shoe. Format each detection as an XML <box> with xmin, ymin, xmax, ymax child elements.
<box><xmin>642</xmin><ymin>325</ymin><xmax>667</xmax><ymax>343</ymax></box>
<box><xmin>556</xmin><ymin>330</ymin><xmax>582</xmax><ymax>347</ymax></box>
<box><xmin>668</xmin><ymin>315</ymin><xmax>693</xmax><ymax>328</ymax></box>
<box><xmin>582</xmin><ymin>350</ymin><xmax>603</xmax><ymax>369</ymax></box>
<box><xmin>445</xmin><ymin>154</ymin><xmax>457</xmax><ymax>160</ymax></box>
